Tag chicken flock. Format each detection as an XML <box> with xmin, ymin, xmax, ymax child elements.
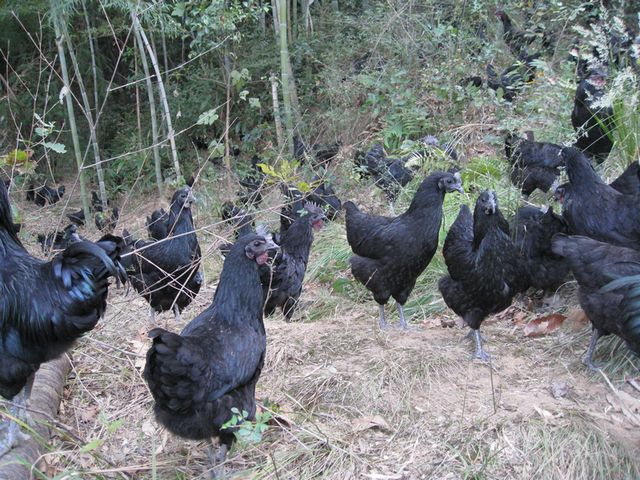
<box><xmin>1</xmin><ymin>8</ymin><xmax>640</xmax><ymax>479</ymax></box>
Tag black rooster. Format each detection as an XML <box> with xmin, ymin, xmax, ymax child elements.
<box><xmin>125</xmin><ymin>187</ymin><xmax>202</xmax><ymax>323</ymax></box>
<box><xmin>511</xmin><ymin>206</ymin><xmax>569</xmax><ymax>293</ymax></box>
<box><xmin>263</xmin><ymin>203</ymin><xmax>326</xmax><ymax>320</ymax></box>
<box><xmin>439</xmin><ymin>191</ymin><xmax>529</xmax><ymax>360</ymax></box>
<box><xmin>504</xmin><ymin>132</ymin><xmax>563</xmax><ymax>197</ymax></box>
<box><xmin>0</xmin><ymin>180</ymin><xmax>126</xmax><ymax>455</ymax></box>
<box><xmin>552</xmin><ymin>234</ymin><xmax>640</xmax><ymax>369</ymax></box>
<box><xmin>571</xmin><ymin>68</ymin><xmax>613</xmax><ymax>163</ymax></box>
<box><xmin>560</xmin><ymin>147</ymin><xmax>640</xmax><ymax>250</ymax></box>
<box><xmin>33</xmin><ymin>184</ymin><xmax>66</xmax><ymax>206</ymax></box>
<box><xmin>345</xmin><ymin>171</ymin><xmax>464</xmax><ymax>329</ymax></box>
<box><xmin>143</xmin><ymin>234</ymin><xmax>275</xmax><ymax>475</ymax></box>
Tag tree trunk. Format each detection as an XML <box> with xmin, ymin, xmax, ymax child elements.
<box><xmin>302</xmin><ymin>0</ymin><xmax>313</xmax><ymax>37</ymax></box>
<box><xmin>132</xmin><ymin>11</ymin><xmax>181</xmax><ymax>180</ymax></box>
<box><xmin>278</xmin><ymin>0</ymin><xmax>294</xmax><ymax>156</ymax></box>
<box><xmin>258</xmin><ymin>0</ymin><xmax>266</xmax><ymax>34</ymax></box>
<box><xmin>0</xmin><ymin>356</ymin><xmax>71</xmax><ymax>480</ymax></box>
<box><xmin>270</xmin><ymin>72</ymin><xmax>285</xmax><ymax>149</ymax></box>
<box><xmin>62</xmin><ymin>21</ymin><xmax>108</xmax><ymax>212</ymax></box>
<box><xmin>132</xmin><ymin>16</ymin><xmax>163</xmax><ymax>196</ymax></box>
<box><xmin>52</xmin><ymin>4</ymin><xmax>91</xmax><ymax>220</ymax></box>
<box><xmin>332</xmin><ymin>0</ymin><xmax>339</xmax><ymax>12</ymax></box>
<box><xmin>160</xmin><ymin>19</ymin><xmax>169</xmax><ymax>81</ymax></box>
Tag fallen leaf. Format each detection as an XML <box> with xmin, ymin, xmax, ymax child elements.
<box><xmin>81</xmin><ymin>404</ymin><xmax>100</xmax><ymax>423</ymax></box>
<box><xmin>550</xmin><ymin>379</ymin><xmax>569</xmax><ymax>399</ymax></box>
<box><xmin>562</xmin><ymin>308</ymin><xmax>590</xmax><ymax>332</ymax></box>
<box><xmin>352</xmin><ymin>415</ymin><xmax>390</xmax><ymax>433</ymax></box>
<box><xmin>142</xmin><ymin>419</ymin><xmax>156</xmax><ymax>436</ymax></box>
<box><xmin>523</xmin><ymin>314</ymin><xmax>567</xmax><ymax>337</ymax></box>
<box><xmin>511</xmin><ymin>311</ymin><xmax>527</xmax><ymax>326</ymax></box>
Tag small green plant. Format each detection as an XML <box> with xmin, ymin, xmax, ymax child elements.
<box><xmin>221</xmin><ymin>407</ymin><xmax>271</xmax><ymax>445</ymax></box>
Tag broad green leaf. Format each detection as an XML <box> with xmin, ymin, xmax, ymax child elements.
<box><xmin>249</xmin><ymin>97</ymin><xmax>261</xmax><ymax>109</ymax></box>
<box><xmin>197</xmin><ymin>109</ymin><xmax>219</xmax><ymax>126</ymax></box>
<box><xmin>80</xmin><ymin>439</ymin><xmax>103</xmax><ymax>452</ymax></box>
<box><xmin>42</xmin><ymin>142</ymin><xmax>67</xmax><ymax>154</ymax></box>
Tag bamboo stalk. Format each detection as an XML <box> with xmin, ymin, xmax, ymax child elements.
<box><xmin>270</xmin><ymin>72</ymin><xmax>284</xmax><ymax>149</ymax></box>
<box><xmin>132</xmin><ymin>13</ymin><xmax>163</xmax><ymax>196</ymax></box>
<box><xmin>278</xmin><ymin>0</ymin><xmax>294</xmax><ymax>156</ymax></box>
<box><xmin>132</xmin><ymin>10</ymin><xmax>181</xmax><ymax>180</ymax></box>
<box><xmin>51</xmin><ymin>3</ymin><xmax>91</xmax><ymax>219</ymax></box>
<box><xmin>62</xmin><ymin>21</ymin><xmax>108</xmax><ymax>211</ymax></box>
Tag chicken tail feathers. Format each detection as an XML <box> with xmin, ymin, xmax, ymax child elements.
<box><xmin>53</xmin><ymin>237</ymin><xmax>127</xmax><ymax>295</ymax></box>
<box><xmin>601</xmin><ymin>271</ymin><xmax>640</xmax><ymax>356</ymax></box>
<box><xmin>144</xmin><ymin>328</ymin><xmax>208</xmax><ymax>416</ymax></box>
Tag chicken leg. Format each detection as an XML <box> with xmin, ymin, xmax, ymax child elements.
<box><xmin>173</xmin><ymin>304</ymin><xmax>181</xmax><ymax>323</ymax></box>
<box><xmin>397</xmin><ymin>304</ymin><xmax>409</xmax><ymax>329</ymax></box>
<box><xmin>0</xmin><ymin>376</ymin><xmax>33</xmax><ymax>457</ymax></box>
<box><xmin>207</xmin><ymin>438</ymin><xmax>229</xmax><ymax>479</ymax></box>
<box><xmin>582</xmin><ymin>329</ymin><xmax>602</xmax><ymax>371</ymax></box>
<box><xmin>472</xmin><ymin>329</ymin><xmax>490</xmax><ymax>361</ymax></box>
<box><xmin>378</xmin><ymin>305</ymin><xmax>388</xmax><ymax>330</ymax></box>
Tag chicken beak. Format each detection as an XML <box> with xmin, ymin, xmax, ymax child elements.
<box><xmin>455</xmin><ymin>185</ymin><xmax>465</xmax><ymax>194</ymax></box>
<box><xmin>265</xmin><ymin>237</ymin><xmax>279</xmax><ymax>251</ymax></box>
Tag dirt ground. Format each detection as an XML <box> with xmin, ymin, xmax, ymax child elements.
<box><xmin>8</xmin><ymin>189</ymin><xmax>640</xmax><ymax>480</ymax></box>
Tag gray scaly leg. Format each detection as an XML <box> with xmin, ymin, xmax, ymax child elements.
<box><xmin>0</xmin><ymin>385</ymin><xmax>31</xmax><ymax>457</ymax></box>
<box><xmin>472</xmin><ymin>329</ymin><xmax>490</xmax><ymax>361</ymax></box>
<box><xmin>207</xmin><ymin>439</ymin><xmax>229</xmax><ymax>479</ymax></box>
<box><xmin>378</xmin><ymin>305</ymin><xmax>388</xmax><ymax>330</ymax></box>
<box><xmin>582</xmin><ymin>329</ymin><xmax>602</xmax><ymax>371</ymax></box>
<box><xmin>173</xmin><ymin>304</ymin><xmax>181</xmax><ymax>323</ymax></box>
<box><xmin>397</xmin><ymin>303</ymin><xmax>409</xmax><ymax>330</ymax></box>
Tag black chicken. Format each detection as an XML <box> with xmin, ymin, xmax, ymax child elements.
<box><xmin>37</xmin><ymin>224</ymin><xmax>82</xmax><ymax>253</ymax></box>
<box><xmin>238</xmin><ymin>155</ymin><xmax>266</xmax><ymax>208</ymax></box>
<box><xmin>609</xmin><ymin>162</ymin><xmax>640</xmax><ymax>196</ymax></box>
<box><xmin>279</xmin><ymin>180</ymin><xmax>341</xmax><ymax>235</ymax></box>
<box><xmin>495</xmin><ymin>10</ymin><xmax>536</xmax><ymax>57</ymax></box>
<box><xmin>486</xmin><ymin>54</ymin><xmax>539</xmax><ymax>102</ymax></box>
<box><xmin>293</xmin><ymin>135</ymin><xmax>341</xmax><ymax>168</ymax></box>
<box><xmin>67</xmin><ymin>209</ymin><xmax>86</xmax><ymax>227</ymax></box>
<box><xmin>125</xmin><ymin>187</ymin><xmax>202</xmax><ymax>323</ymax></box>
<box><xmin>143</xmin><ymin>234</ymin><xmax>275</xmax><ymax>474</ymax></box>
<box><xmin>571</xmin><ymin>68</ymin><xmax>613</xmax><ymax>163</ymax></box>
<box><xmin>218</xmin><ymin>201</ymin><xmax>255</xmax><ymax>256</ymax></box>
<box><xmin>511</xmin><ymin>206</ymin><xmax>569</xmax><ymax>293</ymax></box>
<box><xmin>263</xmin><ymin>203</ymin><xmax>326</xmax><ymax>320</ymax></box>
<box><xmin>560</xmin><ymin>147</ymin><xmax>640</xmax><ymax>250</ymax></box>
<box><xmin>354</xmin><ymin>144</ymin><xmax>415</xmax><ymax>202</ymax></box>
<box><xmin>552</xmin><ymin>234</ymin><xmax>640</xmax><ymax>369</ymax></box>
<box><xmin>504</xmin><ymin>132</ymin><xmax>563</xmax><ymax>197</ymax></box>
<box><xmin>439</xmin><ymin>191</ymin><xmax>529</xmax><ymax>360</ymax></box>
<box><xmin>95</xmin><ymin>207</ymin><xmax>119</xmax><ymax>232</ymax></box>
<box><xmin>0</xmin><ymin>180</ymin><xmax>126</xmax><ymax>455</ymax></box>
<box><xmin>345</xmin><ymin>171</ymin><xmax>464</xmax><ymax>329</ymax></box>
<box><xmin>146</xmin><ymin>208</ymin><xmax>170</xmax><ymax>241</ymax></box>
<box><xmin>33</xmin><ymin>184</ymin><xmax>66</xmax><ymax>206</ymax></box>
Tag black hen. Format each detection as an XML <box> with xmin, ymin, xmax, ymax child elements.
<box><xmin>238</xmin><ymin>155</ymin><xmax>266</xmax><ymax>207</ymax></box>
<box><xmin>33</xmin><ymin>184</ymin><xmax>65</xmax><ymax>206</ymax></box>
<box><xmin>354</xmin><ymin>144</ymin><xmax>415</xmax><ymax>202</ymax></box>
<box><xmin>495</xmin><ymin>10</ymin><xmax>536</xmax><ymax>57</ymax></box>
<box><xmin>125</xmin><ymin>187</ymin><xmax>202</xmax><ymax>323</ymax></box>
<box><xmin>511</xmin><ymin>206</ymin><xmax>569</xmax><ymax>292</ymax></box>
<box><xmin>345</xmin><ymin>171</ymin><xmax>464</xmax><ymax>329</ymax></box>
<box><xmin>143</xmin><ymin>234</ymin><xmax>275</xmax><ymax>473</ymax></box>
<box><xmin>560</xmin><ymin>147</ymin><xmax>640</xmax><ymax>249</ymax></box>
<box><xmin>37</xmin><ymin>224</ymin><xmax>82</xmax><ymax>253</ymax></box>
<box><xmin>279</xmin><ymin>180</ymin><xmax>341</xmax><ymax>235</ymax></box>
<box><xmin>504</xmin><ymin>132</ymin><xmax>563</xmax><ymax>197</ymax></box>
<box><xmin>67</xmin><ymin>209</ymin><xmax>86</xmax><ymax>227</ymax></box>
<box><xmin>0</xmin><ymin>180</ymin><xmax>126</xmax><ymax>455</ymax></box>
<box><xmin>146</xmin><ymin>208</ymin><xmax>170</xmax><ymax>241</ymax></box>
<box><xmin>571</xmin><ymin>69</ymin><xmax>613</xmax><ymax>163</ymax></box>
<box><xmin>552</xmin><ymin>234</ymin><xmax>640</xmax><ymax>369</ymax></box>
<box><xmin>439</xmin><ymin>191</ymin><xmax>529</xmax><ymax>360</ymax></box>
<box><xmin>609</xmin><ymin>162</ymin><xmax>640</xmax><ymax>196</ymax></box>
<box><xmin>263</xmin><ymin>203</ymin><xmax>326</xmax><ymax>320</ymax></box>
<box><xmin>95</xmin><ymin>207</ymin><xmax>119</xmax><ymax>232</ymax></box>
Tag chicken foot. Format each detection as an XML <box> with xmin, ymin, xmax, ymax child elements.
<box><xmin>0</xmin><ymin>378</ymin><xmax>33</xmax><ymax>457</ymax></box>
<box><xmin>206</xmin><ymin>438</ymin><xmax>229</xmax><ymax>479</ymax></box>
<box><xmin>472</xmin><ymin>329</ymin><xmax>490</xmax><ymax>361</ymax></box>
<box><xmin>397</xmin><ymin>304</ymin><xmax>409</xmax><ymax>330</ymax></box>
<box><xmin>378</xmin><ymin>305</ymin><xmax>388</xmax><ymax>330</ymax></box>
<box><xmin>582</xmin><ymin>329</ymin><xmax>602</xmax><ymax>371</ymax></box>
<box><xmin>173</xmin><ymin>304</ymin><xmax>181</xmax><ymax>324</ymax></box>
